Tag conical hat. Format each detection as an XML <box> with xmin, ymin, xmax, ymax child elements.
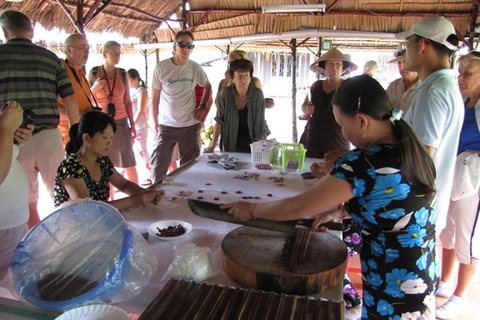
<box><xmin>389</xmin><ymin>44</ymin><xmax>406</xmax><ymax>63</ymax></box>
<box><xmin>310</xmin><ymin>48</ymin><xmax>358</xmax><ymax>74</ymax></box>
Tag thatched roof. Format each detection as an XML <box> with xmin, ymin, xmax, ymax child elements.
<box><xmin>1</xmin><ymin>0</ymin><xmax>478</xmax><ymax>50</ymax></box>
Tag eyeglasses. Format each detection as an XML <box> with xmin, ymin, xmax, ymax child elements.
<box><xmin>107</xmin><ymin>52</ymin><xmax>121</xmax><ymax>56</ymax></box>
<box><xmin>71</xmin><ymin>46</ymin><xmax>89</xmax><ymax>52</ymax></box>
<box><xmin>176</xmin><ymin>42</ymin><xmax>195</xmax><ymax>49</ymax></box>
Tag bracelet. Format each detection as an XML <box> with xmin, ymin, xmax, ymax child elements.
<box><xmin>249</xmin><ymin>203</ymin><xmax>258</xmax><ymax>219</ymax></box>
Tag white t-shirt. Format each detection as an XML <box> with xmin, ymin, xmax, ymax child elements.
<box><xmin>405</xmin><ymin>69</ymin><xmax>464</xmax><ymax>231</ymax></box>
<box><xmin>152</xmin><ymin>58</ymin><xmax>209</xmax><ymax>127</ymax></box>
<box><xmin>386</xmin><ymin>77</ymin><xmax>421</xmax><ymax>115</ymax></box>
<box><xmin>0</xmin><ymin>145</ymin><xmax>29</xmax><ymax>230</ymax></box>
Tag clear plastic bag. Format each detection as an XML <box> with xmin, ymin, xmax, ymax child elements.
<box><xmin>8</xmin><ymin>200</ymin><xmax>158</xmax><ymax>311</ymax></box>
<box><xmin>162</xmin><ymin>242</ymin><xmax>216</xmax><ymax>282</ymax></box>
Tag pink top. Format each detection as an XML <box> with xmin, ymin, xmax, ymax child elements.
<box><xmin>92</xmin><ymin>68</ymin><xmax>128</xmax><ymax>119</ymax></box>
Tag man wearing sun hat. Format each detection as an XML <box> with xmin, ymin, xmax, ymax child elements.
<box><xmin>396</xmin><ymin>17</ymin><xmax>464</xmax><ymax>232</ymax></box>
<box><xmin>385</xmin><ymin>45</ymin><xmax>421</xmax><ymax>115</ymax></box>
<box><xmin>300</xmin><ymin>48</ymin><xmax>357</xmax><ymax>161</ymax></box>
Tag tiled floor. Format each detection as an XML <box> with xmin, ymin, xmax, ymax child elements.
<box><xmin>347</xmin><ymin>252</ymin><xmax>480</xmax><ymax>320</ymax></box>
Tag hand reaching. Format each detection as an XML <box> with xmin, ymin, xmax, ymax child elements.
<box><xmin>131</xmin><ymin>189</ymin><xmax>165</xmax><ymax>206</ymax></box>
<box><xmin>221</xmin><ymin>201</ymin><xmax>256</xmax><ymax>221</ymax></box>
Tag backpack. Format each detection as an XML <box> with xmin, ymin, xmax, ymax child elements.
<box><xmin>91</xmin><ymin>66</ymin><xmax>127</xmax><ymax>87</ymax></box>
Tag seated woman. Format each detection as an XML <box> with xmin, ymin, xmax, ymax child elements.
<box><xmin>223</xmin><ymin>75</ymin><xmax>438</xmax><ymax>319</ymax></box>
<box><xmin>204</xmin><ymin>59</ymin><xmax>265</xmax><ymax>153</ymax></box>
<box><xmin>53</xmin><ymin>111</ymin><xmax>164</xmax><ymax>211</ymax></box>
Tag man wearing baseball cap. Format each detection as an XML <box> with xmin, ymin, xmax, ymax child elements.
<box><xmin>397</xmin><ymin>12</ymin><xmax>464</xmax><ymax>292</ymax></box>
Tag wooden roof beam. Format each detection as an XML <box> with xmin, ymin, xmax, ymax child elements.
<box><xmin>191</xmin><ymin>8</ymin><xmax>214</xmax><ymax>32</ymax></box>
<box><xmin>468</xmin><ymin>1</ymin><xmax>479</xmax><ymax>50</ymax></box>
<box><xmin>53</xmin><ymin>0</ymin><xmax>83</xmax><ymax>34</ymax></box>
<box><xmin>83</xmin><ymin>0</ymin><xmax>103</xmax><ymax>25</ymax></box>
<box><xmin>187</xmin><ymin>9</ymin><xmax>470</xmax><ymax>18</ymax></box>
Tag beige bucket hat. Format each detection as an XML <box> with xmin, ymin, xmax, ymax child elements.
<box><xmin>389</xmin><ymin>44</ymin><xmax>406</xmax><ymax>63</ymax></box>
<box><xmin>309</xmin><ymin>48</ymin><xmax>358</xmax><ymax>74</ymax></box>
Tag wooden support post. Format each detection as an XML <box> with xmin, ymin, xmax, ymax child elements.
<box><xmin>143</xmin><ymin>50</ymin><xmax>149</xmax><ymax>88</ymax></box>
<box><xmin>291</xmin><ymin>38</ymin><xmax>298</xmax><ymax>143</ymax></box>
<box><xmin>76</xmin><ymin>0</ymin><xmax>84</xmax><ymax>34</ymax></box>
<box><xmin>317</xmin><ymin>37</ymin><xmax>322</xmax><ymax>80</ymax></box>
<box><xmin>469</xmin><ymin>3</ymin><xmax>479</xmax><ymax>51</ymax></box>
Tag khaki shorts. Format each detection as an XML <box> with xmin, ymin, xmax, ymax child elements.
<box><xmin>17</xmin><ymin>128</ymin><xmax>64</xmax><ymax>203</ymax></box>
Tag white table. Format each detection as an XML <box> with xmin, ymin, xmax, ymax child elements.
<box><xmin>118</xmin><ymin>153</ymin><xmax>343</xmax><ymax>315</ymax></box>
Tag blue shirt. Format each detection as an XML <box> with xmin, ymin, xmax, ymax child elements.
<box><xmin>458</xmin><ymin>106</ymin><xmax>480</xmax><ymax>154</ymax></box>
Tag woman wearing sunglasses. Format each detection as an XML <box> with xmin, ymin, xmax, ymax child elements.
<box><xmin>87</xmin><ymin>41</ymin><xmax>138</xmax><ymax>192</ymax></box>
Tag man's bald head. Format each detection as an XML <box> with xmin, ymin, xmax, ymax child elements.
<box><xmin>64</xmin><ymin>33</ymin><xmax>89</xmax><ymax>68</ymax></box>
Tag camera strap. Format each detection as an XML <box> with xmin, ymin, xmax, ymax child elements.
<box><xmin>102</xmin><ymin>66</ymin><xmax>117</xmax><ymax>103</ymax></box>
<box><xmin>64</xmin><ymin>59</ymin><xmax>99</xmax><ymax>109</ymax></box>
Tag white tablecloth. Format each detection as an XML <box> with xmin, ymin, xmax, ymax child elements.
<box><xmin>117</xmin><ymin>153</ymin><xmax>343</xmax><ymax>314</ymax></box>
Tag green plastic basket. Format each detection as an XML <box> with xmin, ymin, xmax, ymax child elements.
<box><xmin>280</xmin><ymin>144</ymin><xmax>306</xmax><ymax>170</ymax></box>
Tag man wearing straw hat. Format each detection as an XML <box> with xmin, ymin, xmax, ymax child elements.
<box><xmin>396</xmin><ymin>17</ymin><xmax>463</xmax><ymax>234</ymax></box>
<box><xmin>385</xmin><ymin>45</ymin><xmax>421</xmax><ymax>115</ymax></box>
<box><xmin>300</xmin><ymin>48</ymin><xmax>357</xmax><ymax>162</ymax></box>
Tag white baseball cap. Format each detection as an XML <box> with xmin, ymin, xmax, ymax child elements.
<box><xmin>395</xmin><ymin>17</ymin><xmax>458</xmax><ymax>50</ymax></box>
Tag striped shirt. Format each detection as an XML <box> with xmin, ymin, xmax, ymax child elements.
<box><xmin>0</xmin><ymin>38</ymin><xmax>74</xmax><ymax>134</ymax></box>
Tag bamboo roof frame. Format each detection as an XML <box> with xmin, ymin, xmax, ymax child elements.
<box><xmin>0</xmin><ymin>1</ymin><xmax>478</xmax><ymax>51</ymax></box>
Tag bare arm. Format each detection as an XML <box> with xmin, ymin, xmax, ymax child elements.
<box><xmin>62</xmin><ymin>170</ymin><xmax>164</xmax><ymax>211</ymax></box>
<box><xmin>222</xmin><ymin>174</ymin><xmax>353</xmax><ymax>222</ymax></box>
<box><xmin>134</xmin><ymin>89</ymin><xmax>148</xmax><ymax>124</ymax></box>
<box><xmin>424</xmin><ymin>145</ymin><xmax>436</xmax><ymax>158</ymax></box>
<box><xmin>0</xmin><ymin>101</ymin><xmax>23</xmax><ymax>184</ymax></box>
<box><xmin>151</xmin><ymin>86</ymin><xmax>161</xmax><ymax>130</ymax></box>
<box><xmin>194</xmin><ymin>82</ymin><xmax>213</xmax><ymax>121</ymax></box>
<box><xmin>252</xmin><ymin>77</ymin><xmax>262</xmax><ymax>90</ymax></box>
<box><xmin>63</xmin><ymin>94</ymin><xmax>80</xmax><ymax>126</ymax></box>
<box><xmin>123</xmin><ymin>83</ymin><xmax>136</xmax><ymax>138</ymax></box>
<box><xmin>301</xmin><ymin>81</ymin><xmax>317</xmax><ymax>116</ymax></box>
<box><xmin>203</xmin><ymin>122</ymin><xmax>222</xmax><ymax>153</ymax></box>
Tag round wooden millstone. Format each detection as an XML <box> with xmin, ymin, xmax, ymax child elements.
<box><xmin>221</xmin><ymin>226</ymin><xmax>347</xmax><ymax>295</ymax></box>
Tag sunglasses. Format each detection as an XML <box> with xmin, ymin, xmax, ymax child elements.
<box><xmin>177</xmin><ymin>42</ymin><xmax>195</xmax><ymax>49</ymax></box>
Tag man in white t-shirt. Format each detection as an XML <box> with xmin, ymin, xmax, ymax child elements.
<box><xmin>150</xmin><ymin>30</ymin><xmax>212</xmax><ymax>183</ymax></box>
<box><xmin>396</xmin><ymin>17</ymin><xmax>464</xmax><ymax>232</ymax></box>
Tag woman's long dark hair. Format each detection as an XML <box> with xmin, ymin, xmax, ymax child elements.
<box><xmin>127</xmin><ymin>68</ymin><xmax>146</xmax><ymax>88</ymax></box>
<box><xmin>66</xmin><ymin>111</ymin><xmax>117</xmax><ymax>155</ymax></box>
<box><xmin>333</xmin><ymin>75</ymin><xmax>436</xmax><ymax>199</ymax></box>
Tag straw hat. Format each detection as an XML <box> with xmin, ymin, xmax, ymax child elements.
<box><xmin>389</xmin><ymin>44</ymin><xmax>406</xmax><ymax>63</ymax></box>
<box><xmin>309</xmin><ymin>48</ymin><xmax>358</xmax><ymax>74</ymax></box>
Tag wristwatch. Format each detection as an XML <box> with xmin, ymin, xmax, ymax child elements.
<box><xmin>200</xmin><ymin>103</ymin><xmax>207</xmax><ymax>110</ymax></box>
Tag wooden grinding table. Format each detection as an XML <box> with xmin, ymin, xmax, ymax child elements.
<box><xmin>222</xmin><ymin>226</ymin><xmax>348</xmax><ymax>295</ymax></box>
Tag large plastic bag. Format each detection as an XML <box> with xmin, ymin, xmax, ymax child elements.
<box><xmin>162</xmin><ymin>242</ymin><xmax>216</xmax><ymax>282</ymax></box>
<box><xmin>9</xmin><ymin>200</ymin><xmax>158</xmax><ymax>311</ymax></box>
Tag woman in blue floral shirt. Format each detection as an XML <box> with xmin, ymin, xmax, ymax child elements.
<box><xmin>223</xmin><ymin>75</ymin><xmax>438</xmax><ymax>319</ymax></box>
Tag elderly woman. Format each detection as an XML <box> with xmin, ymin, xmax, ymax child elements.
<box><xmin>436</xmin><ymin>51</ymin><xmax>480</xmax><ymax>319</ymax></box>
<box><xmin>301</xmin><ymin>48</ymin><xmax>357</xmax><ymax>162</ymax></box>
<box><xmin>205</xmin><ymin>59</ymin><xmax>265</xmax><ymax>153</ymax></box>
<box><xmin>88</xmin><ymin>41</ymin><xmax>138</xmax><ymax>186</ymax></box>
<box><xmin>223</xmin><ymin>75</ymin><xmax>438</xmax><ymax>319</ymax></box>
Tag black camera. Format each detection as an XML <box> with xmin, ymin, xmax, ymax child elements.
<box><xmin>21</xmin><ymin>107</ymin><xmax>37</xmax><ymax>128</ymax></box>
<box><xmin>107</xmin><ymin>103</ymin><xmax>116</xmax><ymax>117</ymax></box>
